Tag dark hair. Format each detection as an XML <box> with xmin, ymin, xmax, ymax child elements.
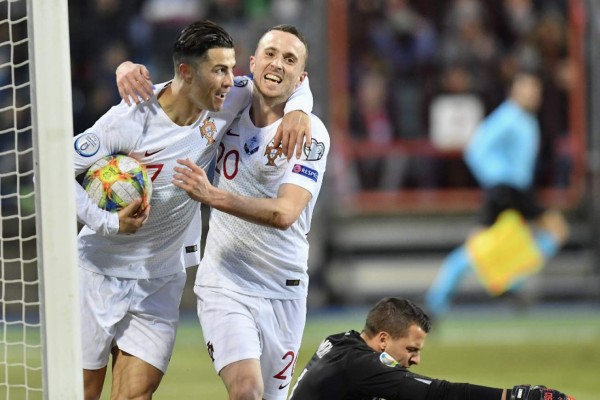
<box><xmin>363</xmin><ymin>297</ymin><xmax>431</xmax><ymax>339</ymax></box>
<box><xmin>172</xmin><ymin>20</ymin><xmax>234</xmax><ymax>70</ymax></box>
<box><xmin>264</xmin><ymin>24</ymin><xmax>309</xmax><ymax>65</ymax></box>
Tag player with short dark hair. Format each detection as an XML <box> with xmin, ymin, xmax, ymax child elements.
<box><xmin>172</xmin><ymin>24</ymin><xmax>329</xmax><ymax>400</ymax></box>
<box><xmin>288</xmin><ymin>297</ymin><xmax>575</xmax><ymax>400</ymax></box>
<box><xmin>75</xmin><ymin>20</ymin><xmax>312</xmax><ymax>400</ymax></box>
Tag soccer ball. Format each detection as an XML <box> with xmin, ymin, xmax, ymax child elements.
<box><xmin>82</xmin><ymin>154</ymin><xmax>152</xmax><ymax>212</ymax></box>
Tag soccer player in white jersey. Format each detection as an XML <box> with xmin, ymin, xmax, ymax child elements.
<box><xmin>173</xmin><ymin>25</ymin><xmax>329</xmax><ymax>400</ymax></box>
<box><xmin>73</xmin><ymin>21</ymin><xmax>312</xmax><ymax>400</ymax></box>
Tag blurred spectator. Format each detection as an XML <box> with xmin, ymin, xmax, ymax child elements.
<box><xmin>429</xmin><ymin>66</ymin><xmax>485</xmax><ymax>152</ymax></box>
<box><xmin>439</xmin><ymin>0</ymin><xmax>500</xmax><ymax>97</ymax></box>
<box><xmin>496</xmin><ymin>0</ymin><xmax>538</xmax><ymax>47</ymax></box>
<box><xmin>351</xmin><ymin>69</ymin><xmax>409</xmax><ymax>190</ymax></box>
<box><xmin>140</xmin><ymin>0</ymin><xmax>208</xmax><ymax>78</ymax></box>
<box><xmin>531</xmin><ymin>10</ymin><xmax>572</xmax><ymax>186</ymax></box>
<box><xmin>423</xmin><ymin>64</ymin><xmax>484</xmax><ymax>188</ymax></box>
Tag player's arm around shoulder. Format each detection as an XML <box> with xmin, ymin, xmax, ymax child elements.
<box><xmin>224</xmin><ymin>75</ymin><xmax>255</xmax><ymax>112</ymax></box>
<box><xmin>276</xmin><ymin>77</ymin><xmax>314</xmax><ymax>159</ymax></box>
<box><xmin>115</xmin><ymin>61</ymin><xmax>154</xmax><ymax>105</ymax></box>
<box><xmin>207</xmin><ymin>76</ymin><xmax>256</xmax><ymax>125</ymax></box>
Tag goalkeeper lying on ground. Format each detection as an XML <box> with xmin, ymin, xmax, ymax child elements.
<box><xmin>289</xmin><ymin>297</ymin><xmax>574</xmax><ymax>400</ymax></box>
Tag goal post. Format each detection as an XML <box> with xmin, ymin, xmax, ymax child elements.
<box><xmin>28</xmin><ymin>0</ymin><xmax>82</xmax><ymax>398</ymax></box>
<box><xmin>1</xmin><ymin>0</ymin><xmax>83</xmax><ymax>395</ymax></box>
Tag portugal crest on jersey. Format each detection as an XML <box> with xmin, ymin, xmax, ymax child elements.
<box><xmin>200</xmin><ymin>117</ymin><xmax>217</xmax><ymax>145</ymax></box>
<box><xmin>264</xmin><ymin>141</ymin><xmax>284</xmax><ymax>166</ymax></box>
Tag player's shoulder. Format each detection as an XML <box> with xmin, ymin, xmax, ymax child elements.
<box><xmin>227</xmin><ymin>76</ymin><xmax>254</xmax><ymax>97</ymax></box>
<box><xmin>100</xmin><ymin>94</ymin><xmax>154</xmax><ymax>124</ymax></box>
<box><xmin>489</xmin><ymin>100</ymin><xmax>521</xmax><ymax>123</ymax></box>
<box><xmin>308</xmin><ymin>114</ymin><xmax>329</xmax><ymax>139</ymax></box>
<box><xmin>234</xmin><ymin>75</ymin><xmax>252</xmax><ymax>88</ymax></box>
<box><xmin>223</xmin><ymin>75</ymin><xmax>253</xmax><ymax>107</ymax></box>
<box><xmin>308</xmin><ymin>113</ymin><xmax>325</xmax><ymax>126</ymax></box>
<box><xmin>308</xmin><ymin>113</ymin><xmax>326</xmax><ymax>128</ymax></box>
<box><xmin>84</xmin><ymin>99</ymin><xmax>149</xmax><ymax>150</ymax></box>
<box><xmin>109</xmin><ymin>80</ymin><xmax>167</xmax><ymax>119</ymax></box>
<box><xmin>100</xmin><ymin>103</ymin><xmax>146</xmax><ymax>133</ymax></box>
<box><xmin>324</xmin><ymin>330</ymin><xmax>361</xmax><ymax>347</ymax></box>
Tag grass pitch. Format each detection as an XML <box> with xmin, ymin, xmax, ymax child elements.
<box><xmin>2</xmin><ymin>305</ymin><xmax>597</xmax><ymax>399</ymax></box>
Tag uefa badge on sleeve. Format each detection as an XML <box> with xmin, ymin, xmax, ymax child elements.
<box><xmin>75</xmin><ymin>132</ymin><xmax>100</xmax><ymax>157</ymax></box>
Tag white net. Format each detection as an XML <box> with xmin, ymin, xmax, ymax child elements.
<box><xmin>0</xmin><ymin>0</ymin><xmax>43</xmax><ymax>398</ymax></box>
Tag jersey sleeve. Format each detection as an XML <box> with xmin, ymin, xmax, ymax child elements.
<box><xmin>283</xmin><ymin>76</ymin><xmax>313</xmax><ymax>115</ymax></box>
<box><xmin>347</xmin><ymin>352</ymin><xmax>435</xmax><ymax>399</ymax></box>
<box><xmin>74</xmin><ymin>181</ymin><xmax>119</xmax><ymax>235</ymax></box>
<box><xmin>228</xmin><ymin>76</ymin><xmax>254</xmax><ymax>114</ymax></box>
<box><xmin>73</xmin><ymin>105</ymin><xmax>140</xmax><ymax>235</ymax></box>
<box><xmin>349</xmin><ymin>353</ymin><xmax>503</xmax><ymax>400</ymax></box>
<box><xmin>280</xmin><ymin>115</ymin><xmax>329</xmax><ymax>195</ymax></box>
<box><xmin>232</xmin><ymin>75</ymin><xmax>313</xmax><ymax>115</ymax></box>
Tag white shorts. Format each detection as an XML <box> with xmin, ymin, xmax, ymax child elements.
<box><xmin>195</xmin><ymin>286</ymin><xmax>306</xmax><ymax>400</ymax></box>
<box><xmin>80</xmin><ymin>268</ymin><xmax>186</xmax><ymax>373</ymax></box>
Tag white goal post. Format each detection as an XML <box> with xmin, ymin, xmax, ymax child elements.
<box><xmin>0</xmin><ymin>0</ymin><xmax>82</xmax><ymax>398</ymax></box>
<box><xmin>28</xmin><ymin>0</ymin><xmax>83</xmax><ymax>397</ymax></box>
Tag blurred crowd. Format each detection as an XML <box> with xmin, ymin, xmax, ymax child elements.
<box><xmin>347</xmin><ymin>0</ymin><xmax>574</xmax><ymax>191</ymax></box>
<box><xmin>0</xmin><ymin>0</ymin><xmax>575</xmax><ymax>216</ymax></box>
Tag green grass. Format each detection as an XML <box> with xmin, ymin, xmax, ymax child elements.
<box><xmin>412</xmin><ymin>311</ymin><xmax>600</xmax><ymax>399</ymax></box>
<box><xmin>2</xmin><ymin>307</ymin><xmax>598</xmax><ymax>399</ymax></box>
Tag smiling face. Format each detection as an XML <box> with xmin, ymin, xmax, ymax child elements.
<box><xmin>249</xmin><ymin>29</ymin><xmax>308</xmax><ymax>103</ymax></box>
<box><xmin>184</xmin><ymin>47</ymin><xmax>236</xmax><ymax>112</ymax></box>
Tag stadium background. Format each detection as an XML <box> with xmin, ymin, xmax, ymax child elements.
<box><xmin>6</xmin><ymin>0</ymin><xmax>599</xmax><ymax>398</ymax></box>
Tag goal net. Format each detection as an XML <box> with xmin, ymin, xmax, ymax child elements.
<box><xmin>1</xmin><ymin>0</ymin><xmax>82</xmax><ymax>399</ymax></box>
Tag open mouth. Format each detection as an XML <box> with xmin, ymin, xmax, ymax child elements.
<box><xmin>265</xmin><ymin>73</ymin><xmax>282</xmax><ymax>83</ymax></box>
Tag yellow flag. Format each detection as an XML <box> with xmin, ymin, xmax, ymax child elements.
<box><xmin>466</xmin><ymin>209</ymin><xmax>544</xmax><ymax>296</ymax></box>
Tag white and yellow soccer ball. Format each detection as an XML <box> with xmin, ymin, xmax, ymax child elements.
<box><xmin>82</xmin><ymin>154</ymin><xmax>152</xmax><ymax>212</ymax></box>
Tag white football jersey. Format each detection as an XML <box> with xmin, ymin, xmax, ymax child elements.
<box><xmin>197</xmin><ymin>105</ymin><xmax>330</xmax><ymax>299</ymax></box>
<box><xmin>74</xmin><ymin>81</ymin><xmax>249</xmax><ymax>278</ymax></box>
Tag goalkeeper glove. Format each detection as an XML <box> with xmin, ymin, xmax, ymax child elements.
<box><xmin>510</xmin><ymin>384</ymin><xmax>575</xmax><ymax>400</ymax></box>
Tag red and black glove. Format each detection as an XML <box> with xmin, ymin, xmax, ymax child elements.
<box><xmin>510</xmin><ymin>385</ymin><xmax>575</xmax><ymax>400</ymax></box>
